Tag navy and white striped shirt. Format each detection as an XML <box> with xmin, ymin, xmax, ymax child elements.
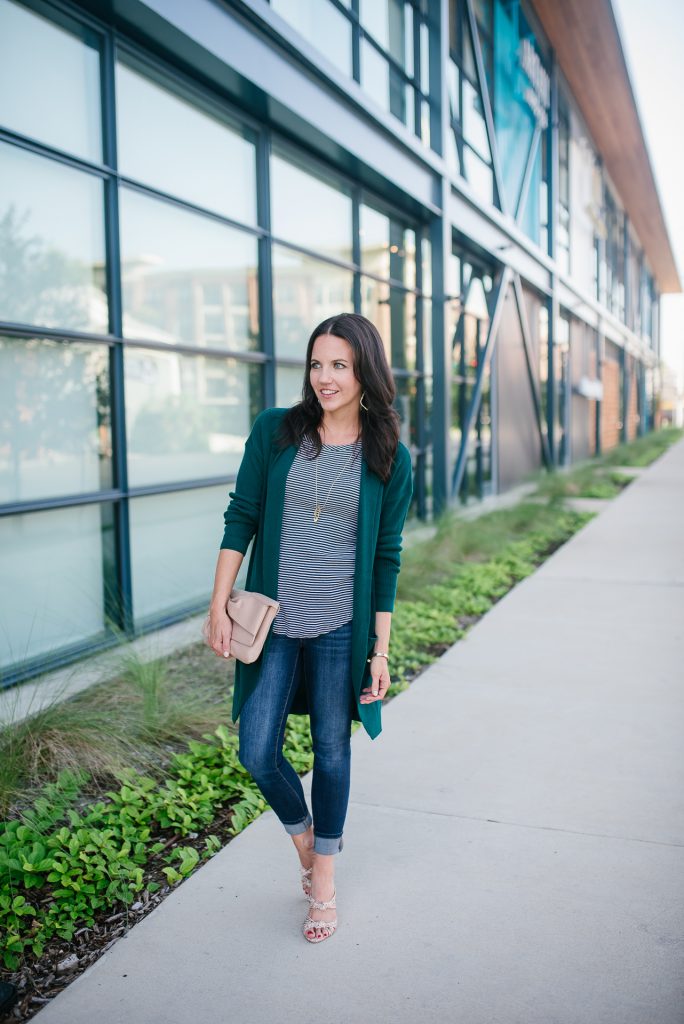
<box><xmin>272</xmin><ymin>434</ymin><xmax>363</xmax><ymax>638</ymax></box>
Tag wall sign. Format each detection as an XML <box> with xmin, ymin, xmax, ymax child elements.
<box><xmin>518</xmin><ymin>37</ymin><xmax>550</xmax><ymax>129</ymax></box>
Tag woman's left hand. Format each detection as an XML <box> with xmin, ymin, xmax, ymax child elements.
<box><xmin>360</xmin><ymin>656</ymin><xmax>391</xmax><ymax>703</ymax></box>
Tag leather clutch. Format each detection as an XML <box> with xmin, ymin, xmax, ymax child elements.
<box><xmin>203</xmin><ymin>588</ymin><xmax>280</xmax><ymax>664</ymax></box>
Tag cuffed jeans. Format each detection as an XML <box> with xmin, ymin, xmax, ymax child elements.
<box><xmin>238</xmin><ymin>619</ymin><xmax>353</xmax><ymax>855</ymax></box>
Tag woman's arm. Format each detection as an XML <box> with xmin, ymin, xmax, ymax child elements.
<box><xmin>360</xmin><ymin>446</ymin><xmax>413</xmax><ymax>704</ymax></box>
<box><xmin>207</xmin><ymin>548</ymin><xmax>244</xmax><ymax>658</ymax></box>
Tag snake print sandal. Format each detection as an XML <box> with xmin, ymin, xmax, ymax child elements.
<box><xmin>303</xmin><ymin>886</ymin><xmax>337</xmax><ymax>943</ymax></box>
<box><xmin>299</xmin><ymin>865</ymin><xmax>313</xmax><ymax>899</ymax></box>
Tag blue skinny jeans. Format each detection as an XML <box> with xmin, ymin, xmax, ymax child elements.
<box><xmin>237</xmin><ymin>619</ymin><xmax>354</xmax><ymax>855</ymax></box>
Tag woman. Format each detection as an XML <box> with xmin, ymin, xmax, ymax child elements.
<box><xmin>206</xmin><ymin>312</ymin><xmax>413</xmax><ymax>943</ymax></box>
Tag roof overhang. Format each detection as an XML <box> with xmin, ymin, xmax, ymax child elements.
<box><xmin>532</xmin><ymin>0</ymin><xmax>681</xmax><ymax>293</ymax></box>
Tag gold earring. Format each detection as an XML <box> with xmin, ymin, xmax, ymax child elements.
<box><xmin>360</xmin><ymin>391</ymin><xmax>369</xmax><ymax>411</ymax></box>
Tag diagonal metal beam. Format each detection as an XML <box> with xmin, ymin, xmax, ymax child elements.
<box><xmin>515</xmin><ymin>122</ymin><xmax>542</xmax><ymax>225</ymax></box>
<box><xmin>463</xmin><ymin>0</ymin><xmax>508</xmax><ymax>217</ymax></box>
<box><xmin>451</xmin><ymin>266</ymin><xmax>512</xmax><ymax>499</ymax></box>
<box><xmin>512</xmin><ymin>272</ymin><xmax>553</xmax><ymax>468</ymax></box>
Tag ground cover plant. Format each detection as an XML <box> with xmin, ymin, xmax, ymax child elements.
<box><xmin>1</xmin><ymin>425</ymin><xmax>681</xmax><ymax>1019</ymax></box>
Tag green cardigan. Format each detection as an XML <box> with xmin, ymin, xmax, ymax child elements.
<box><xmin>219</xmin><ymin>407</ymin><xmax>413</xmax><ymax>740</ymax></box>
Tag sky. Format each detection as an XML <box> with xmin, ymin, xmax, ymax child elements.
<box><xmin>612</xmin><ymin>0</ymin><xmax>684</xmax><ymax>389</ymax></box>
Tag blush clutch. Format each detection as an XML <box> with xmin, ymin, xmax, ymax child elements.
<box><xmin>203</xmin><ymin>588</ymin><xmax>280</xmax><ymax>664</ymax></box>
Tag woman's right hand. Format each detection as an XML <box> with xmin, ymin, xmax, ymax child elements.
<box><xmin>206</xmin><ymin>608</ymin><xmax>234</xmax><ymax>659</ymax></box>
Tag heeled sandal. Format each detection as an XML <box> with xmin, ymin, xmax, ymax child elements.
<box><xmin>303</xmin><ymin>886</ymin><xmax>337</xmax><ymax>943</ymax></box>
<box><xmin>299</xmin><ymin>865</ymin><xmax>313</xmax><ymax>899</ymax></box>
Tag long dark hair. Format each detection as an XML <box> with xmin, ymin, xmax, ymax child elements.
<box><xmin>274</xmin><ymin>313</ymin><xmax>401</xmax><ymax>482</ymax></box>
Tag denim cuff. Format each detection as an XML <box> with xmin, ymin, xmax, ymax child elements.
<box><xmin>282</xmin><ymin>812</ymin><xmax>313</xmax><ymax>836</ymax></box>
<box><xmin>313</xmin><ymin>833</ymin><xmax>344</xmax><ymax>855</ymax></box>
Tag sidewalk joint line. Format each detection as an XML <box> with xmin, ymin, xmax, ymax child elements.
<box><xmin>349</xmin><ymin>799</ymin><xmax>684</xmax><ymax>849</ymax></box>
<box><xmin>537</xmin><ymin>576</ymin><xmax>684</xmax><ymax>588</ymax></box>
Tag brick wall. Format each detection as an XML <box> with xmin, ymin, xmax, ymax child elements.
<box><xmin>601</xmin><ymin>355</ymin><xmax>621</xmax><ymax>451</ymax></box>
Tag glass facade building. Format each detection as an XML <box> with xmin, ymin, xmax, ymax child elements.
<box><xmin>0</xmin><ymin>0</ymin><xmax>679</xmax><ymax>686</ymax></box>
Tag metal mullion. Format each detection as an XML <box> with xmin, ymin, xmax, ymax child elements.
<box><xmin>127</xmin><ymin>476</ymin><xmax>239</xmax><ymax>499</ymax></box>
<box><xmin>102</xmin><ymin>30</ymin><xmax>134</xmax><ymax>636</ymax></box>
<box><xmin>0</xmin><ymin>127</ymin><xmax>111</xmax><ymax>180</ymax></box>
<box><xmin>412</xmin><ymin>4</ymin><xmax>422</xmax><ymax>139</ymax></box>
<box><xmin>0</xmin><ymin>322</ymin><xmax>116</xmax><ymax>346</ymax></box>
<box><xmin>351</xmin><ymin>0</ymin><xmax>361</xmax><ymax>82</ymax></box>
<box><xmin>257</xmin><ymin>125</ymin><xmax>275</xmax><ymax>409</ymax></box>
<box><xmin>515</xmin><ymin>122</ymin><xmax>541</xmax><ymax>225</ymax></box>
<box><xmin>120</xmin><ymin>336</ymin><xmax>268</xmax><ymax>363</ymax></box>
<box><xmin>0</xmin><ymin>489</ymin><xmax>122</xmax><ymax>518</ymax></box>
<box><xmin>548</xmin><ymin>51</ymin><xmax>558</xmax><ymax>263</ymax></box>
<box><xmin>118</xmin><ymin>176</ymin><xmax>265</xmax><ymax>240</ymax></box>
<box><xmin>352</xmin><ymin>187</ymin><xmax>362</xmax><ymax>311</ymax></box>
<box><xmin>270</xmin><ymin>236</ymin><xmax>358</xmax><ymax>276</ymax></box>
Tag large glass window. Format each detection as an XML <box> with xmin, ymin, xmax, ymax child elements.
<box><xmin>129</xmin><ymin>484</ymin><xmax>229</xmax><ymax>626</ymax></box>
<box><xmin>116</xmin><ymin>60</ymin><xmax>257</xmax><ymax>225</ymax></box>
<box><xmin>119</xmin><ymin>188</ymin><xmax>259</xmax><ymax>351</ymax></box>
<box><xmin>269</xmin><ymin>0</ymin><xmax>434</xmax><ymax>147</ymax></box>
<box><xmin>448</xmin><ymin>248</ymin><xmax>494</xmax><ymax>500</ymax></box>
<box><xmin>0</xmin><ymin>337</ymin><xmax>110</xmax><ymax>503</ymax></box>
<box><xmin>270</xmin><ymin>154</ymin><xmax>353</xmax><ymax>263</ymax></box>
<box><xmin>493</xmin><ymin>0</ymin><xmax>550</xmax><ymax>241</ymax></box>
<box><xmin>0</xmin><ymin>0</ymin><xmax>102</xmax><ymax>162</ymax></box>
<box><xmin>272</xmin><ymin>246</ymin><xmax>354</xmax><ymax>359</ymax></box>
<box><xmin>0</xmin><ymin>142</ymin><xmax>108</xmax><ymax>333</ymax></box>
<box><xmin>270</xmin><ymin>0</ymin><xmax>352</xmax><ymax>77</ymax></box>
<box><xmin>125</xmin><ymin>350</ymin><xmax>262</xmax><ymax>487</ymax></box>
<box><xmin>447</xmin><ymin>0</ymin><xmax>495</xmax><ymax>204</ymax></box>
<box><xmin>359</xmin><ymin>203</ymin><xmax>416</xmax><ymax>286</ymax></box>
<box><xmin>557</xmin><ymin>98</ymin><xmax>571</xmax><ymax>274</ymax></box>
<box><xmin>0</xmin><ymin>502</ymin><xmax>111</xmax><ymax>671</ymax></box>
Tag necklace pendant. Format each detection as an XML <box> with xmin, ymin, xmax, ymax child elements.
<box><xmin>313</xmin><ymin>505</ymin><xmax>321</xmax><ymax>523</ymax></box>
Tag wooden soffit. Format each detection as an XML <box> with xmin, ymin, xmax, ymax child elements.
<box><xmin>532</xmin><ymin>0</ymin><xmax>681</xmax><ymax>293</ymax></box>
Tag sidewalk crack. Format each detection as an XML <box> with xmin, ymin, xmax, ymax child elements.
<box><xmin>349</xmin><ymin>799</ymin><xmax>684</xmax><ymax>849</ymax></box>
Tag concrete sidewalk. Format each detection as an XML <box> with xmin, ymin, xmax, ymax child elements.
<box><xmin>35</xmin><ymin>441</ymin><xmax>684</xmax><ymax>1024</ymax></box>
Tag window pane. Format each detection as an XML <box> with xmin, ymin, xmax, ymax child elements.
<box><xmin>276</xmin><ymin>364</ymin><xmax>306</xmax><ymax>408</ymax></box>
<box><xmin>359</xmin><ymin>278</ymin><xmax>414</xmax><ymax>370</ymax></box>
<box><xmin>116</xmin><ymin>61</ymin><xmax>256</xmax><ymax>225</ymax></box>
<box><xmin>0</xmin><ymin>503</ymin><xmax>107</xmax><ymax>671</ymax></box>
<box><xmin>394</xmin><ymin>375</ymin><xmax>418</xmax><ymax>449</ymax></box>
<box><xmin>272</xmin><ymin>246</ymin><xmax>354</xmax><ymax>359</ymax></box>
<box><xmin>0</xmin><ymin>1</ymin><xmax>102</xmax><ymax>162</ymax></box>
<box><xmin>361</xmin><ymin>39</ymin><xmax>390</xmax><ymax>112</ymax></box>
<box><xmin>125</xmin><ymin>349</ymin><xmax>262</xmax><ymax>487</ymax></box>
<box><xmin>360</xmin><ymin>277</ymin><xmax>393</xmax><ymax>365</ymax></box>
<box><xmin>0</xmin><ymin>337</ymin><xmax>110</xmax><ymax>503</ymax></box>
<box><xmin>270</xmin><ymin>154</ymin><xmax>352</xmax><ymax>262</ymax></box>
<box><xmin>129</xmin><ymin>484</ymin><xmax>227</xmax><ymax>625</ymax></box>
<box><xmin>359</xmin><ymin>204</ymin><xmax>415</xmax><ymax>286</ymax></box>
<box><xmin>360</xmin><ymin>0</ymin><xmax>408</xmax><ymax>68</ymax></box>
<box><xmin>463</xmin><ymin>147</ymin><xmax>494</xmax><ymax>205</ymax></box>
<box><xmin>462</xmin><ymin>79</ymin><xmax>490</xmax><ymax>160</ymax></box>
<box><xmin>271</xmin><ymin>0</ymin><xmax>352</xmax><ymax>76</ymax></box>
<box><xmin>0</xmin><ymin>142</ymin><xmax>107</xmax><ymax>333</ymax></box>
<box><xmin>119</xmin><ymin>188</ymin><xmax>259</xmax><ymax>351</ymax></box>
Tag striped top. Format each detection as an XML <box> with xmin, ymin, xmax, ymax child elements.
<box><xmin>272</xmin><ymin>433</ymin><xmax>363</xmax><ymax>638</ymax></box>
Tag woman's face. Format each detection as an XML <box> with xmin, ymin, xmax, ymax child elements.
<box><xmin>309</xmin><ymin>334</ymin><xmax>362</xmax><ymax>415</ymax></box>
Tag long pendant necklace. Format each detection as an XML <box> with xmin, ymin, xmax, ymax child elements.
<box><xmin>314</xmin><ymin>440</ymin><xmax>361</xmax><ymax>523</ymax></box>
